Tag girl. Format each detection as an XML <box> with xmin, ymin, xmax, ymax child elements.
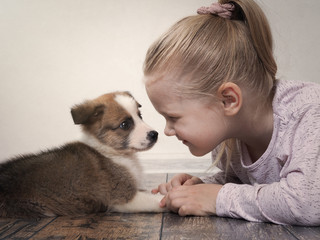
<box><xmin>144</xmin><ymin>0</ymin><xmax>320</xmax><ymax>226</ymax></box>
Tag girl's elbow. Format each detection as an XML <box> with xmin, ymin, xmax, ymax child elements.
<box><xmin>288</xmin><ymin>201</ymin><xmax>320</xmax><ymax>226</ymax></box>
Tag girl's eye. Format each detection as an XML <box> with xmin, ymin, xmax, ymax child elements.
<box><xmin>119</xmin><ymin>118</ymin><xmax>133</xmax><ymax>130</ymax></box>
<box><xmin>138</xmin><ymin>111</ymin><xmax>142</xmax><ymax>119</ymax></box>
<box><xmin>168</xmin><ymin>116</ymin><xmax>178</xmax><ymax>121</ymax></box>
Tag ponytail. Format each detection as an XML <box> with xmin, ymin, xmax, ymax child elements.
<box><xmin>215</xmin><ymin>0</ymin><xmax>277</xmax><ymax>174</ymax></box>
<box><xmin>221</xmin><ymin>0</ymin><xmax>277</xmax><ymax>93</ymax></box>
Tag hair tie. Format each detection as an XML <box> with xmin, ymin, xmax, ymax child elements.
<box><xmin>197</xmin><ymin>2</ymin><xmax>235</xmax><ymax>19</ymax></box>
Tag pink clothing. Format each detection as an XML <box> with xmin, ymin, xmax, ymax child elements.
<box><xmin>197</xmin><ymin>3</ymin><xmax>235</xmax><ymax>19</ymax></box>
<box><xmin>200</xmin><ymin>80</ymin><xmax>320</xmax><ymax>226</ymax></box>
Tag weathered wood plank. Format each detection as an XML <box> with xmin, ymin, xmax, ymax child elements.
<box><xmin>164</xmin><ymin>173</ymin><xmax>298</xmax><ymax>240</ymax></box>
<box><xmin>0</xmin><ymin>217</ymin><xmax>56</xmax><ymax>239</ymax></box>
<box><xmin>284</xmin><ymin>225</ymin><xmax>320</xmax><ymax>240</ymax></box>
<box><xmin>161</xmin><ymin>213</ymin><xmax>296</xmax><ymax>240</ymax></box>
<box><xmin>30</xmin><ymin>213</ymin><xmax>163</xmax><ymax>240</ymax></box>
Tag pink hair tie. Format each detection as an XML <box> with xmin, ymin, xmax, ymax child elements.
<box><xmin>197</xmin><ymin>2</ymin><xmax>235</xmax><ymax>19</ymax></box>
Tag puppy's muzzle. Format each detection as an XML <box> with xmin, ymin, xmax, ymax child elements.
<box><xmin>147</xmin><ymin>130</ymin><xmax>158</xmax><ymax>144</ymax></box>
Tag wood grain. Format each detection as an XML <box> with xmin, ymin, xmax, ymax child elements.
<box><xmin>284</xmin><ymin>225</ymin><xmax>320</xmax><ymax>240</ymax></box>
<box><xmin>0</xmin><ymin>217</ymin><xmax>56</xmax><ymax>239</ymax></box>
<box><xmin>30</xmin><ymin>213</ymin><xmax>163</xmax><ymax>240</ymax></box>
<box><xmin>0</xmin><ymin>173</ymin><xmax>319</xmax><ymax>240</ymax></box>
<box><xmin>161</xmin><ymin>213</ymin><xmax>297</xmax><ymax>240</ymax></box>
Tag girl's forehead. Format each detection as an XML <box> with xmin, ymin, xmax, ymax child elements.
<box><xmin>145</xmin><ymin>72</ymin><xmax>192</xmax><ymax>95</ymax></box>
<box><xmin>145</xmin><ymin>68</ymin><xmax>191</xmax><ymax>84</ymax></box>
<box><xmin>145</xmin><ymin>74</ymin><xmax>214</xmax><ymax>105</ymax></box>
<box><xmin>145</xmin><ymin>74</ymin><xmax>174</xmax><ymax>91</ymax></box>
<box><xmin>146</xmin><ymin>78</ymin><xmax>178</xmax><ymax>100</ymax></box>
<box><xmin>145</xmin><ymin>73</ymin><xmax>175</xmax><ymax>85</ymax></box>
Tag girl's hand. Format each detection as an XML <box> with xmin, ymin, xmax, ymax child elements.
<box><xmin>160</xmin><ymin>184</ymin><xmax>223</xmax><ymax>216</ymax></box>
<box><xmin>151</xmin><ymin>173</ymin><xmax>203</xmax><ymax>195</ymax></box>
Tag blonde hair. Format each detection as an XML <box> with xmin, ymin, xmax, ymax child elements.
<box><xmin>143</xmin><ymin>0</ymin><xmax>277</xmax><ymax>170</ymax></box>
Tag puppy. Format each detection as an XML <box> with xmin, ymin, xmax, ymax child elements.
<box><xmin>0</xmin><ymin>91</ymin><xmax>164</xmax><ymax>218</ymax></box>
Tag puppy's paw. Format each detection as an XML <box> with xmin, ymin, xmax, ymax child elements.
<box><xmin>112</xmin><ymin>191</ymin><xmax>168</xmax><ymax>213</ymax></box>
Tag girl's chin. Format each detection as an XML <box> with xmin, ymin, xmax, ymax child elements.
<box><xmin>181</xmin><ymin>140</ymin><xmax>210</xmax><ymax>156</ymax></box>
<box><xmin>188</xmin><ymin>146</ymin><xmax>210</xmax><ymax>157</ymax></box>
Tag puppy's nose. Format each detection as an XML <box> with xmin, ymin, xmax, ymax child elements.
<box><xmin>147</xmin><ymin>130</ymin><xmax>158</xmax><ymax>142</ymax></box>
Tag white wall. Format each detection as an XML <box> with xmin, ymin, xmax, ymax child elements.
<box><xmin>0</xmin><ymin>1</ymin><xmax>319</xmax><ymax>170</ymax></box>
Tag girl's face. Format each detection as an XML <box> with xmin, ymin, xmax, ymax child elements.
<box><xmin>145</xmin><ymin>77</ymin><xmax>229</xmax><ymax>157</ymax></box>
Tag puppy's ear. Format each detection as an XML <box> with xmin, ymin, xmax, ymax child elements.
<box><xmin>123</xmin><ymin>91</ymin><xmax>133</xmax><ymax>98</ymax></box>
<box><xmin>71</xmin><ymin>102</ymin><xmax>104</xmax><ymax>125</ymax></box>
<box><xmin>122</xmin><ymin>91</ymin><xmax>141</xmax><ymax>107</ymax></box>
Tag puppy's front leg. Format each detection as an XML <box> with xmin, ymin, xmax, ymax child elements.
<box><xmin>112</xmin><ymin>191</ymin><xmax>167</xmax><ymax>213</ymax></box>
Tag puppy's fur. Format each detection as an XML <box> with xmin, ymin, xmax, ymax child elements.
<box><xmin>0</xmin><ymin>91</ymin><xmax>163</xmax><ymax>218</ymax></box>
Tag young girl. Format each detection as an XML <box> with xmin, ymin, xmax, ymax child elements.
<box><xmin>143</xmin><ymin>0</ymin><xmax>320</xmax><ymax>226</ymax></box>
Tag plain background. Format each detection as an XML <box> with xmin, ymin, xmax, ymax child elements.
<box><xmin>0</xmin><ymin>0</ymin><xmax>319</xmax><ymax>172</ymax></box>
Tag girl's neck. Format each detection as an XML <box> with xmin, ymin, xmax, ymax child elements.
<box><xmin>231</xmin><ymin>99</ymin><xmax>274</xmax><ymax>162</ymax></box>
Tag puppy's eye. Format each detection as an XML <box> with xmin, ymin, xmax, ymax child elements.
<box><xmin>119</xmin><ymin>118</ymin><xmax>133</xmax><ymax>130</ymax></box>
<box><xmin>138</xmin><ymin>111</ymin><xmax>142</xmax><ymax>119</ymax></box>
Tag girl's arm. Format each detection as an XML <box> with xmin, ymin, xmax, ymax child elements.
<box><xmin>216</xmin><ymin>106</ymin><xmax>320</xmax><ymax>226</ymax></box>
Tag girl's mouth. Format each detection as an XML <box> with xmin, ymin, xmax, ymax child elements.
<box><xmin>176</xmin><ymin>135</ymin><xmax>188</xmax><ymax>145</ymax></box>
<box><xmin>182</xmin><ymin>140</ymin><xmax>189</xmax><ymax>145</ymax></box>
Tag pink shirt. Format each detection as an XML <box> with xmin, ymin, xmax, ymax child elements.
<box><xmin>201</xmin><ymin>80</ymin><xmax>320</xmax><ymax>226</ymax></box>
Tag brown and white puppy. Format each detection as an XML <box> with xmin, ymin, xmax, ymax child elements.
<box><xmin>0</xmin><ymin>91</ymin><xmax>164</xmax><ymax>218</ymax></box>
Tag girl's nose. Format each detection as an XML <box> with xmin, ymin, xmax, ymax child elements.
<box><xmin>164</xmin><ymin>122</ymin><xmax>175</xmax><ymax>136</ymax></box>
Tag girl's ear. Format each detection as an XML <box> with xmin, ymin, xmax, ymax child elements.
<box><xmin>217</xmin><ymin>82</ymin><xmax>242</xmax><ymax>116</ymax></box>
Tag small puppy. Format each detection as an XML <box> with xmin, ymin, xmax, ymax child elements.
<box><xmin>0</xmin><ymin>91</ymin><xmax>164</xmax><ymax>218</ymax></box>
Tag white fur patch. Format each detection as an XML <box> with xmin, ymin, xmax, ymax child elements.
<box><xmin>114</xmin><ymin>94</ymin><xmax>138</xmax><ymax>117</ymax></box>
<box><xmin>79</xmin><ymin>133</ymin><xmax>144</xmax><ymax>189</ymax></box>
<box><xmin>114</xmin><ymin>94</ymin><xmax>155</xmax><ymax>150</ymax></box>
<box><xmin>112</xmin><ymin>191</ymin><xmax>166</xmax><ymax>213</ymax></box>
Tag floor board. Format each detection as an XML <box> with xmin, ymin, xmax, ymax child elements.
<box><xmin>284</xmin><ymin>225</ymin><xmax>320</xmax><ymax>240</ymax></box>
<box><xmin>0</xmin><ymin>217</ymin><xmax>56</xmax><ymax>239</ymax></box>
<box><xmin>161</xmin><ymin>213</ymin><xmax>298</xmax><ymax>240</ymax></box>
<box><xmin>0</xmin><ymin>173</ymin><xmax>319</xmax><ymax>240</ymax></box>
<box><xmin>30</xmin><ymin>213</ymin><xmax>163</xmax><ymax>240</ymax></box>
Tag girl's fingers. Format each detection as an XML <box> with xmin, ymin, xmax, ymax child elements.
<box><xmin>163</xmin><ymin>184</ymin><xmax>222</xmax><ymax>216</ymax></box>
<box><xmin>160</xmin><ymin>196</ymin><xmax>166</xmax><ymax>208</ymax></box>
<box><xmin>171</xmin><ymin>177</ymin><xmax>184</xmax><ymax>187</ymax></box>
<box><xmin>157</xmin><ymin>183</ymin><xmax>169</xmax><ymax>195</ymax></box>
<box><xmin>151</xmin><ymin>188</ymin><xmax>159</xmax><ymax>194</ymax></box>
<box><xmin>183</xmin><ymin>179</ymin><xmax>194</xmax><ymax>186</ymax></box>
<box><xmin>166</xmin><ymin>183</ymin><xmax>173</xmax><ymax>193</ymax></box>
<box><xmin>183</xmin><ymin>176</ymin><xmax>203</xmax><ymax>186</ymax></box>
<box><xmin>172</xmin><ymin>173</ymin><xmax>193</xmax><ymax>186</ymax></box>
<box><xmin>156</xmin><ymin>174</ymin><xmax>196</xmax><ymax>196</ymax></box>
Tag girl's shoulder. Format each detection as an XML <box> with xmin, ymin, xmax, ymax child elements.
<box><xmin>273</xmin><ymin>80</ymin><xmax>320</xmax><ymax>118</ymax></box>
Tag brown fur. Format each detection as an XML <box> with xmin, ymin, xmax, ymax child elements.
<box><xmin>0</xmin><ymin>92</ymin><xmax>159</xmax><ymax>218</ymax></box>
<box><xmin>71</xmin><ymin>92</ymin><xmax>137</xmax><ymax>153</ymax></box>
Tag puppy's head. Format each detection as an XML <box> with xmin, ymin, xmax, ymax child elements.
<box><xmin>71</xmin><ymin>92</ymin><xmax>158</xmax><ymax>154</ymax></box>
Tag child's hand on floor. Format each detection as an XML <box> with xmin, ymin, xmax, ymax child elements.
<box><xmin>151</xmin><ymin>173</ymin><xmax>203</xmax><ymax>195</ymax></box>
<box><xmin>160</xmin><ymin>183</ymin><xmax>223</xmax><ymax>216</ymax></box>
<box><xmin>152</xmin><ymin>173</ymin><xmax>222</xmax><ymax>216</ymax></box>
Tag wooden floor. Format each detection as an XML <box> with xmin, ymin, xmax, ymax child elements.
<box><xmin>0</xmin><ymin>173</ymin><xmax>319</xmax><ymax>240</ymax></box>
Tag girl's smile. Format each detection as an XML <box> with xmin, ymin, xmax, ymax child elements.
<box><xmin>145</xmin><ymin>76</ymin><xmax>229</xmax><ymax>157</ymax></box>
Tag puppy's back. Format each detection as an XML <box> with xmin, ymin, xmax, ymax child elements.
<box><xmin>0</xmin><ymin>142</ymin><xmax>137</xmax><ymax>218</ymax></box>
